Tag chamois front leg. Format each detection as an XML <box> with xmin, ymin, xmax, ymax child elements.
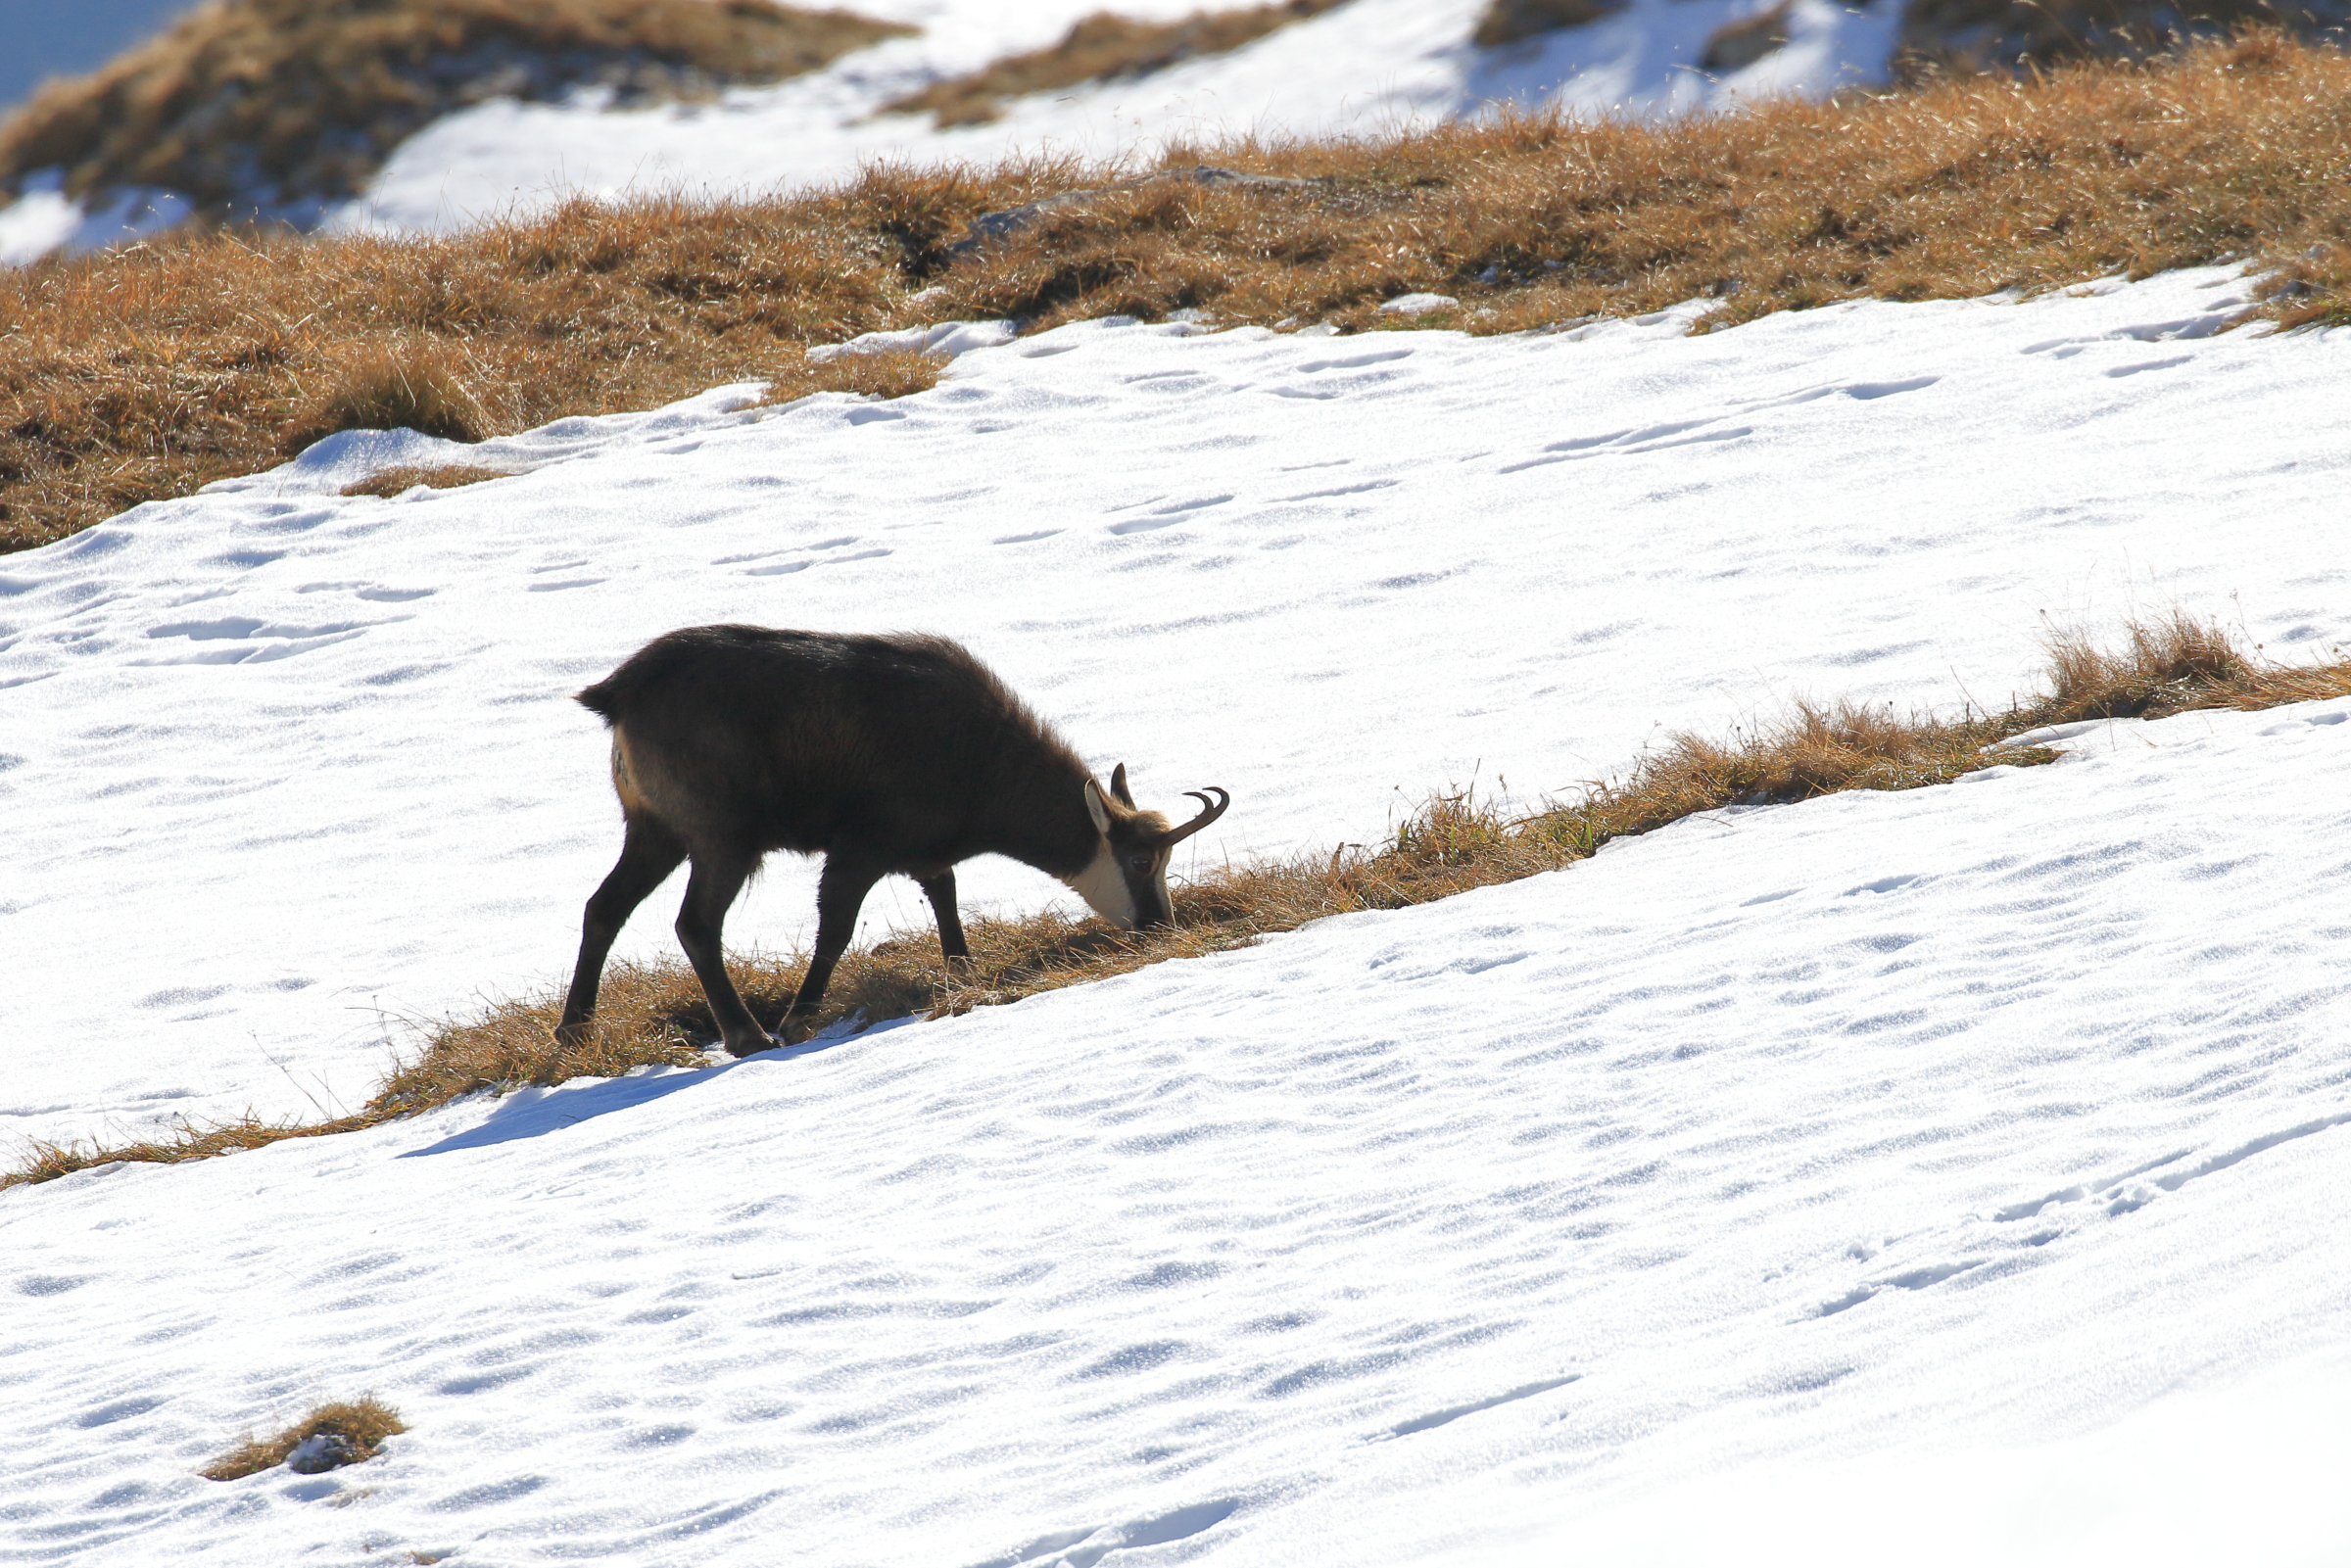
<box><xmin>673</xmin><ymin>850</ymin><xmax>768</xmax><ymax>1057</ymax></box>
<box><xmin>918</xmin><ymin>871</ymin><xmax>971</xmax><ymax>973</ymax></box>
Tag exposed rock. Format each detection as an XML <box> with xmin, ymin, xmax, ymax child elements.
<box><xmin>285</xmin><ymin>1433</ymin><xmax>361</xmax><ymax>1475</ymax></box>
<box><xmin>1703</xmin><ymin>3</ymin><xmax>1794</xmax><ymax>72</ymax></box>
<box><xmin>883</xmin><ymin>1</ymin><xmax>1352</xmax><ymax>127</ymax></box>
<box><xmin>1472</xmin><ymin>0</ymin><xmax>1626</xmax><ymax>48</ymax></box>
<box><xmin>1896</xmin><ymin>0</ymin><xmax>2351</xmax><ymax>77</ymax></box>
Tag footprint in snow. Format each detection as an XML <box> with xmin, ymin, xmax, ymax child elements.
<box><xmin>1991</xmin><ymin>1111</ymin><xmax>2351</xmax><ymax>1225</ymax></box>
<box><xmin>138</xmin><ymin>616</ymin><xmax>378</xmax><ymax>665</ymax></box>
<box><xmin>1376</xmin><ymin>1373</ymin><xmax>1580</xmax><ymax>1439</ymax></box>
<box><xmin>967</xmin><ymin>1499</ymin><xmax>1237</xmax><ymax>1568</ymax></box>
<box><xmin>1813</xmin><ymin>1259</ymin><xmax>1983</xmax><ymax>1317</ymax></box>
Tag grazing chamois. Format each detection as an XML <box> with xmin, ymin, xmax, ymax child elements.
<box><xmin>555</xmin><ymin>626</ymin><xmax>1229</xmax><ymax>1056</ymax></box>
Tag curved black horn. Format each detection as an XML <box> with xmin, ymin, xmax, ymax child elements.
<box><xmin>1159</xmin><ymin>786</ymin><xmax>1229</xmax><ymax>847</ymax></box>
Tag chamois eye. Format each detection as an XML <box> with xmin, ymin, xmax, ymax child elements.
<box><xmin>1128</xmin><ymin>854</ymin><xmax>1153</xmax><ymax>871</ymax></box>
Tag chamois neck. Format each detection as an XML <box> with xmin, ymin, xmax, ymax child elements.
<box><xmin>982</xmin><ymin>741</ymin><xmax>1100</xmax><ymax>879</ymax></box>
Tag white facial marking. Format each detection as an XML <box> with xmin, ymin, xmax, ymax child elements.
<box><xmin>1064</xmin><ymin>835</ymin><xmax>1139</xmax><ymax>928</ymax></box>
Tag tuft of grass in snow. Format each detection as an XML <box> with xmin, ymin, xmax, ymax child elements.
<box><xmin>880</xmin><ymin>2</ymin><xmax>1354</xmax><ymax>127</ymax></box>
<box><xmin>7</xmin><ymin>617</ymin><xmax>2345</xmax><ymax>1190</ymax></box>
<box><xmin>287</xmin><ymin>340</ymin><xmax>492</xmax><ymax>452</ymax></box>
<box><xmin>10</xmin><ymin>34</ymin><xmax>2351</xmax><ymax>553</ymax></box>
<box><xmin>342</xmin><ymin>464</ymin><xmax>517</xmax><ymax>499</ymax></box>
<box><xmin>753</xmin><ymin>344</ymin><xmax>949</xmax><ymax>407</ymax></box>
<box><xmin>201</xmin><ymin>1397</ymin><xmax>408</xmax><ymax>1482</ymax></box>
<box><xmin>0</xmin><ymin>0</ymin><xmax>909</xmax><ymax>217</ymax></box>
<box><xmin>9</xmin><ymin>1113</ymin><xmax>386</xmax><ymax>1189</ymax></box>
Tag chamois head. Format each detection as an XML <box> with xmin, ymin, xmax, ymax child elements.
<box><xmin>1068</xmin><ymin>763</ymin><xmax>1229</xmax><ymax>930</ymax></box>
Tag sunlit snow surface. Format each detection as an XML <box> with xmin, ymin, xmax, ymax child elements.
<box><xmin>5</xmin><ymin>273</ymin><xmax>2351</xmax><ymax>1564</ymax></box>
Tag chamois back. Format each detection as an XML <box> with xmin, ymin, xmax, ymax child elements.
<box><xmin>576</xmin><ymin>625</ymin><xmax>1093</xmax><ymax>874</ymax></box>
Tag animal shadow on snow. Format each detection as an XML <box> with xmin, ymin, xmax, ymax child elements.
<box><xmin>401</xmin><ymin>1017</ymin><xmax>908</xmax><ymax>1157</ymax></box>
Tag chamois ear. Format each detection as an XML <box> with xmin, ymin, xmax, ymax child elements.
<box><xmin>1083</xmin><ymin>778</ymin><xmax>1115</xmax><ymax>836</ymax></box>
<box><xmin>1110</xmin><ymin>762</ymin><xmax>1137</xmax><ymax>807</ymax></box>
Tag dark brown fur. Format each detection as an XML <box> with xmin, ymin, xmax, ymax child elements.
<box><xmin>555</xmin><ymin>626</ymin><xmax>1223</xmax><ymax>1055</ymax></box>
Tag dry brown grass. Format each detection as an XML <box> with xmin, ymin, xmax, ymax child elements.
<box><xmin>0</xmin><ymin>194</ymin><xmax>952</xmax><ymax>552</ymax></box>
<box><xmin>881</xmin><ymin>2</ymin><xmax>1351</xmax><ymax>127</ymax></box>
<box><xmin>9</xmin><ymin>616</ymin><xmax>2345</xmax><ymax>1192</ymax></box>
<box><xmin>929</xmin><ymin>29</ymin><xmax>2351</xmax><ymax>337</ymax></box>
<box><xmin>201</xmin><ymin>1397</ymin><xmax>408</xmax><ymax>1482</ymax></box>
<box><xmin>342</xmin><ymin>463</ymin><xmax>515</xmax><ymax>498</ymax></box>
<box><xmin>0</xmin><ymin>0</ymin><xmax>908</xmax><ymax>216</ymax></box>
<box><xmin>10</xmin><ymin>35</ymin><xmax>2351</xmax><ymax>554</ymax></box>
<box><xmin>289</xmin><ymin>339</ymin><xmax>493</xmax><ymax>451</ymax></box>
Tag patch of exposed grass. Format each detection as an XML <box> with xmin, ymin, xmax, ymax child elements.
<box><xmin>288</xmin><ymin>340</ymin><xmax>493</xmax><ymax>452</ymax></box>
<box><xmin>342</xmin><ymin>463</ymin><xmax>516</xmax><ymax>499</ymax></box>
<box><xmin>9</xmin><ymin>617</ymin><xmax>2344</xmax><ymax>1192</ymax></box>
<box><xmin>10</xmin><ymin>35</ymin><xmax>2351</xmax><ymax>552</ymax></box>
<box><xmin>757</xmin><ymin>343</ymin><xmax>948</xmax><ymax>406</ymax></box>
<box><xmin>202</xmin><ymin>1397</ymin><xmax>408</xmax><ymax>1482</ymax></box>
<box><xmin>881</xmin><ymin>2</ymin><xmax>1351</xmax><ymax>127</ymax></box>
<box><xmin>0</xmin><ymin>222</ymin><xmax>954</xmax><ymax>553</ymax></box>
<box><xmin>0</xmin><ymin>0</ymin><xmax>909</xmax><ymax>217</ymax></box>
<box><xmin>9</xmin><ymin>1113</ymin><xmax>387</xmax><ymax>1192</ymax></box>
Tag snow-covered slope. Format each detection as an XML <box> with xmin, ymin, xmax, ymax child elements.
<box><xmin>4</xmin><ymin>265</ymin><xmax>2345</xmax><ymax>1154</ymax></box>
<box><xmin>352</xmin><ymin>0</ymin><xmax>1898</xmax><ymax>235</ymax></box>
<box><xmin>3</xmin><ymin>271</ymin><xmax>2349</xmax><ymax>1562</ymax></box>
<box><xmin>6</xmin><ymin>685</ymin><xmax>2350</xmax><ymax>1566</ymax></box>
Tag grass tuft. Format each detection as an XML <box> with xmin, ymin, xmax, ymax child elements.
<box><xmin>342</xmin><ymin>464</ymin><xmax>516</xmax><ymax>498</ymax></box>
<box><xmin>760</xmin><ymin>344</ymin><xmax>949</xmax><ymax>405</ymax></box>
<box><xmin>8</xmin><ymin>616</ymin><xmax>2343</xmax><ymax>1192</ymax></box>
<box><xmin>2041</xmin><ymin>607</ymin><xmax>2255</xmax><ymax>717</ymax></box>
<box><xmin>201</xmin><ymin>1397</ymin><xmax>408</xmax><ymax>1482</ymax></box>
<box><xmin>287</xmin><ymin>340</ymin><xmax>492</xmax><ymax>452</ymax></box>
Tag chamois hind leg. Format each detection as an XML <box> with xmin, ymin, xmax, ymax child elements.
<box><xmin>918</xmin><ymin>871</ymin><xmax>971</xmax><ymax>972</ymax></box>
<box><xmin>673</xmin><ymin>848</ymin><xmax>769</xmax><ymax>1057</ymax></box>
<box><xmin>556</xmin><ymin>814</ymin><xmax>687</xmax><ymax>1049</ymax></box>
<box><xmin>782</xmin><ymin>854</ymin><xmax>885</xmax><ymax>1041</ymax></box>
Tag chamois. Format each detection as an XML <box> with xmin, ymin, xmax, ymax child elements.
<box><xmin>554</xmin><ymin>626</ymin><xmax>1229</xmax><ymax>1056</ymax></box>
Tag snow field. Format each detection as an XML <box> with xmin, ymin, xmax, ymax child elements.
<box><xmin>3</xmin><ymin>265</ymin><xmax>2346</xmax><ymax>1152</ymax></box>
<box><xmin>4</xmin><ymin>0</ymin><xmax>2349</xmax><ymax>1554</ymax></box>
<box><xmin>5</xmin><ymin>693</ymin><xmax>2350</xmax><ymax>1565</ymax></box>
